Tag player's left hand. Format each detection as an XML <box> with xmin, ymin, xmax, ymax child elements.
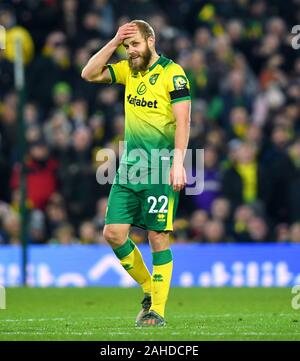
<box><xmin>169</xmin><ymin>164</ymin><xmax>187</xmax><ymax>192</ymax></box>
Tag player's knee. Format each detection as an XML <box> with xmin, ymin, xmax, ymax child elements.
<box><xmin>103</xmin><ymin>225</ymin><xmax>123</xmax><ymax>247</ymax></box>
<box><xmin>103</xmin><ymin>225</ymin><xmax>116</xmax><ymax>242</ymax></box>
<box><xmin>148</xmin><ymin>231</ymin><xmax>170</xmax><ymax>252</ymax></box>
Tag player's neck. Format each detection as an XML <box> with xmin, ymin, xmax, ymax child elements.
<box><xmin>147</xmin><ymin>52</ymin><xmax>160</xmax><ymax>70</ymax></box>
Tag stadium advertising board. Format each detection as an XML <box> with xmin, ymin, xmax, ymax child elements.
<box><xmin>0</xmin><ymin>244</ymin><xmax>300</xmax><ymax>287</ymax></box>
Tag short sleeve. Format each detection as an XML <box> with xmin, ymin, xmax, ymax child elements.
<box><xmin>106</xmin><ymin>60</ymin><xmax>129</xmax><ymax>85</ymax></box>
<box><xmin>165</xmin><ymin>63</ymin><xmax>191</xmax><ymax>104</ymax></box>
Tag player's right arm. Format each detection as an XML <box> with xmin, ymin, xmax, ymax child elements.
<box><xmin>81</xmin><ymin>23</ymin><xmax>137</xmax><ymax>83</ymax></box>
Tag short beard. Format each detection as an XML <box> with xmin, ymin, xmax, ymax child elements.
<box><xmin>128</xmin><ymin>46</ymin><xmax>152</xmax><ymax>72</ymax></box>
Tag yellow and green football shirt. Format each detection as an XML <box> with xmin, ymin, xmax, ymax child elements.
<box><xmin>107</xmin><ymin>55</ymin><xmax>191</xmax><ymax>169</ymax></box>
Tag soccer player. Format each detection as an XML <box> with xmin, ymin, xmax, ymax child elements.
<box><xmin>82</xmin><ymin>20</ymin><xmax>191</xmax><ymax>327</ymax></box>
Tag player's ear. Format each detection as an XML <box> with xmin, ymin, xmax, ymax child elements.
<box><xmin>147</xmin><ymin>36</ymin><xmax>155</xmax><ymax>48</ymax></box>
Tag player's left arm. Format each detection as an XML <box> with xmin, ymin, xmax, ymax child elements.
<box><xmin>167</xmin><ymin>63</ymin><xmax>191</xmax><ymax>192</ymax></box>
<box><xmin>170</xmin><ymin>99</ymin><xmax>191</xmax><ymax>192</ymax></box>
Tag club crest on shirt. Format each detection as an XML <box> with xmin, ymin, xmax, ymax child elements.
<box><xmin>137</xmin><ymin>82</ymin><xmax>147</xmax><ymax>95</ymax></box>
<box><xmin>173</xmin><ymin>75</ymin><xmax>187</xmax><ymax>90</ymax></box>
<box><xmin>149</xmin><ymin>73</ymin><xmax>159</xmax><ymax>85</ymax></box>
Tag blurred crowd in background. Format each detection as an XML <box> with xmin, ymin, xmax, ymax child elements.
<box><xmin>1</xmin><ymin>0</ymin><xmax>300</xmax><ymax>245</ymax></box>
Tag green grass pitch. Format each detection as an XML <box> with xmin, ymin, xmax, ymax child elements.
<box><xmin>0</xmin><ymin>287</ymin><xmax>299</xmax><ymax>341</ymax></box>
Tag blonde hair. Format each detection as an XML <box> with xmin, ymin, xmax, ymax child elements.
<box><xmin>130</xmin><ymin>20</ymin><xmax>155</xmax><ymax>39</ymax></box>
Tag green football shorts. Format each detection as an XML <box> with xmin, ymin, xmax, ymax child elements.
<box><xmin>105</xmin><ymin>165</ymin><xmax>179</xmax><ymax>231</ymax></box>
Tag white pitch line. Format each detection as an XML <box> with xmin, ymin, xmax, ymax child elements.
<box><xmin>0</xmin><ymin>331</ymin><xmax>299</xmax><ymax>338</ymax></box>
<box><xmin>0</xmin><ymin>316</ymin><xmax>133</xmax><ymax>323</ymax></box>
<box><xmin>0</xmin><ymin>331</ymin><xmax>93</xmax><ymax>336</ymax></box>
<box><xmin>0</xmin><ymin>313</ymin><xmax>296</xmax><ymax>323</ymax></box>
<box><xmin>188</xmin><ymin>332</ymin><xmax>300</xmax><ymax>336</ymax></box>
<box><xmin>172</xmin><ymin>313</ymin><xmax>297</xmax><ymax>318</ymax></box>
<box><xmin>0</xmin><ymin>318</ymin><xmax>66</xmax><ymax>323</ymax></box>
<box><xmin>82</xmin><ymin>316</ymin><xmax>132</xmax><ymax>320</ymax></box>
<box><xmin>0</xmin><ymin>313</ymin><xmax>297</xmax><ymax>330</ymax></box>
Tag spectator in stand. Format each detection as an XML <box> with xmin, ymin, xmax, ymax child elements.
<box><xmin>60</xmin><ymin>127</ymin><xmax>96</xmax><ymax>226</ymax></box>
<box><xmin>191</xmin><ymin>145</ymin><xmax>221</xmax><ymax>213</ymax></box>
<box><xmin>228</xmin><ymin>107</ymin><xmax>250</xmax><ymax>140</ymax></box>
<box><xmin>52</xmin><ymin>82</ymin><xmax>72</xmax><ymax>116</ymax></box>
<box><xmin>246</xmin><ymin>216</ymin><xmax>269</xmax><ymax>242</ymax></box>
<box><xmin>45</xmin><ymin>193</ymin><xmax>68</xmax><ymax>240</ymax></box>
<box><xmin>10</xmin><ymin>139</ymin><xmax>58</xmax><ymax>211</ymax></box>
<box><xmin>203</xmin><ymin>220</ymin><xmax>226</xmax><ymax>243</ymax></box>
<box><xmin>28</xmin><ymin>209</ymin><xmax>46</xmax><ymax>244</ymax></box>
<box><xmin>185</xmin><ymin>49</ymin><xmax>216</xmax><ymax>100</ymax></box>
<box><xmin>93</xmin><ymin>197</ymin><xmax>108</xmax><ymax>232</ymax></box>
<box><xmin>27</xmin><ymin>31</ymin><xmax>71</xmax><ymax>114</ymax></box>
<box><xmin>222</xmin><ymin>141</ymin><xmax>269</xmax><ymax>212</ymax></box>
<box><xmin>211</xmin><ymin>197</ymin><xmax>231</xmax><ymax>234</ymax></box>
<box><xmin>0</xmin><ymin>5</ymin><xmax>34</xmax><ymax>65</ymax></box>
<box><xmin>275</xmin><ymin>223</ymin><xmax>289</xmax><ymax>243</ymax></box>
<box><xmin>232</xmin><ymin>204</ymin><xmax>255</xmax><ymax>242</ymax></box>
<box><xmin>188</xmin><ymin>210</ymin><xmax>208</xmax><ymax>242</ymax></box>
<box><xmin>207</xmin><ymin>69</ymin><xmax>254</xmax><ymax>129</ymax></box>
<box><xmin>289</xmin><ymin>223</ymin><xmax>300</xmax><ymax>243</ymax></box>
<box><xmin>50</xmin><ymin>223</ymin><xmax>78</xmax><ymax>245</ymax></box>
<box><xmin>262</xmin><ymin>126</ymin><xmax>294</xmax><ymax>224</ymax></box>
<box><xmin>2</xmin><ymin>211</ymin><xmax>20</xmax><ymax>245</ymax></box>
<box><xmin>172</xmin><ymin>218</ymin><xmax>190</xmax><ymax>244</ymax></box>
<box><xmin>79</xmin><ymin>221</ymin><xmax>98</xmax><ymax>244</ymax></box>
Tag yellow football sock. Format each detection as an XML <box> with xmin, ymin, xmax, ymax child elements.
<box><xmin>113</xmin><ymin>239</ymin><xmax>151</xmax><ymax>295</ymax></box>
<box><xmin>150</xmin><ymin>249</ymin><xmax>173</xmax><ymax>318</ymax></box>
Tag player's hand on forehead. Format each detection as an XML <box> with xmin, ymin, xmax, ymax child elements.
<box><xmin>115</xmin><ymin>23</ymin><xmax>138</xmax><ymax>44</ymax></box>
